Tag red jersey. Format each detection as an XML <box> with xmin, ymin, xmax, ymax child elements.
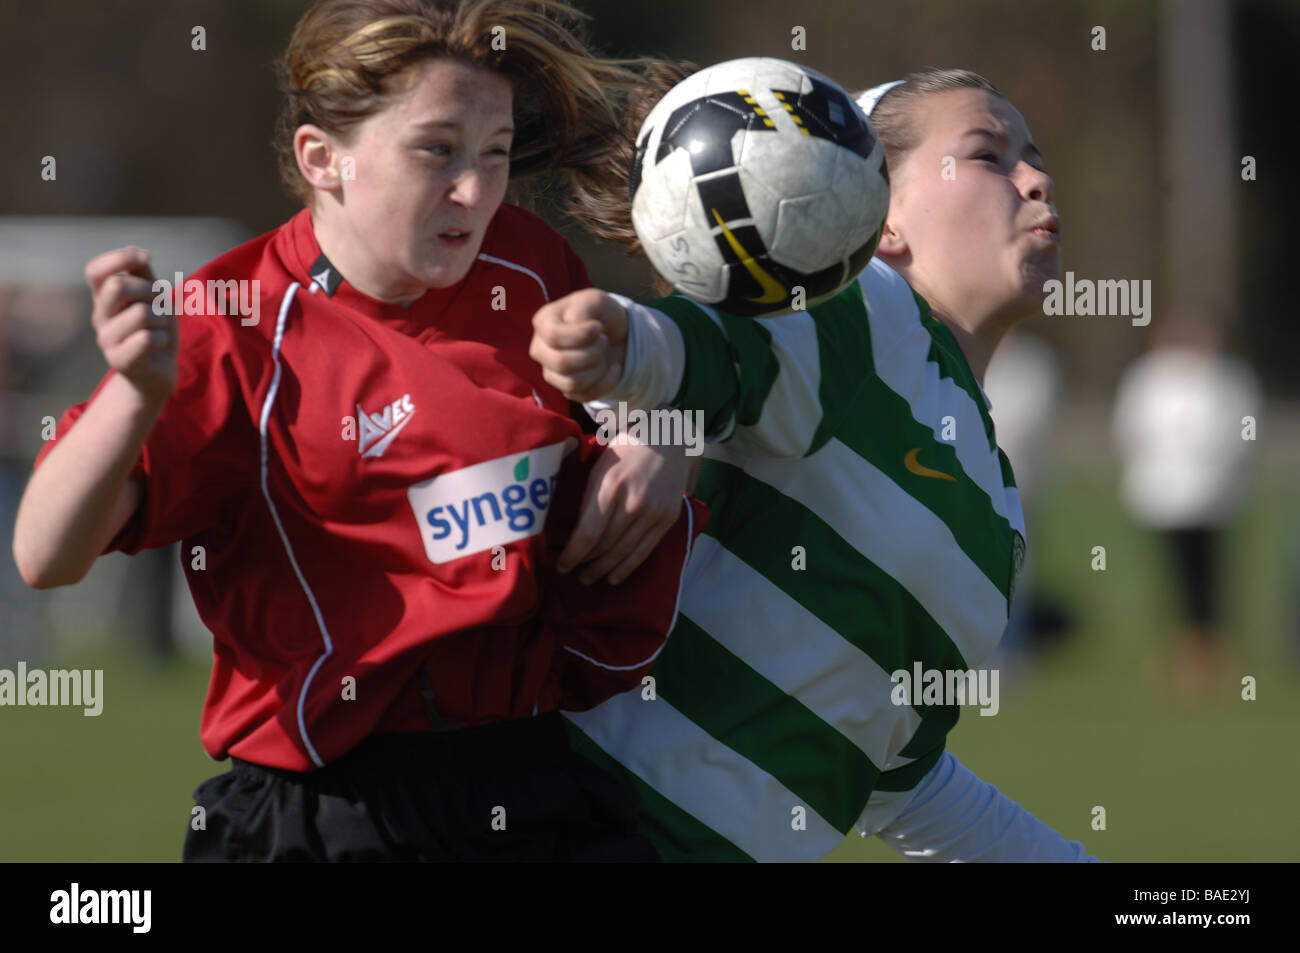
<box><xmin>37</xmin><ymin>206</ymin><xmax>704</xmax><ymax>770</ymax></box>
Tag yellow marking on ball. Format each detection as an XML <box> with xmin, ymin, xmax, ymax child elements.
<box><xmin>711</xmin><ymin>209</ymin><xmax>788</xmax><ymax>305</ymax></box>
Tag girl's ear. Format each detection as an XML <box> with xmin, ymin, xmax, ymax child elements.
<box><xmin>874</xmin><ymin>216</ymin><xmax>907</xmax><ymax>260</ymax></box>
<box><xmin>296</xmin><ymin>124</ymin><xmax>343</xmax><ymax>193</ymax></box>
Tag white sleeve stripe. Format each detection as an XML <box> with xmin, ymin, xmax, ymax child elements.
<box><xmin>476</xmin><ymin>253</ymin><xmax>550</xmax><ymax>302</ymax></box>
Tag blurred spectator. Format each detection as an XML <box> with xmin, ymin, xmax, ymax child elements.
<box><xmin>984</xmin><ymin>330</ymin><xmax>1072</xmax><ymax>684</ymax></box>
<box><xmin>1112</xmin><ymin>317</ymin><xmax>1261</xmax><ymax>694</ymax></box>
<box><xmin>1</xmin><ymin>217</ymin><xmax>248</xmax><ymax>664</ymax></box>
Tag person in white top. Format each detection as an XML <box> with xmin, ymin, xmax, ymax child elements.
<box><xmin>1112</xmin><ymin>317</ymin><xmax>1261</xmax><ymax>693</ymax></box>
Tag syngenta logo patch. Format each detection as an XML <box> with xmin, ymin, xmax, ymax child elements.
<box><xmin>358</xmin><ymin>394</ymin><xmax>415</xmax><ymax>458</ymax></box>
<box><xmin>407</xmin><ymin>440</ymin><xmax>571</xmax><ymax>563</ymax></box>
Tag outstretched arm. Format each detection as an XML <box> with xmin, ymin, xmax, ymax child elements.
<box><xmin>859</xmin><ymin>751</ymin><xmax>1101</xmax><ymax>862</ymax></box>
<box><xmin>531</xmin><ymin>289</ymin><xmax>698</xmax><ymax>586</ymax></box>
<box><xmin>532</xmin><ymin>285</ymin><xmax>863</xmax><ymax>459</ymax></box>
<box><xmin>13</xmin><ymin>248</ymin><xmax>176</xmax><ymax>588</ymax></box>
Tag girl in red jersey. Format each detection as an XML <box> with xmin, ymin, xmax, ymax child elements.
<box><xmin>12</xmin><ymin>0</ymin><xmax>700</xmax><ymax>862</ymax></box>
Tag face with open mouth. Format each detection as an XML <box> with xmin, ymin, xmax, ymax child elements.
<box><xmin>323</xmin><ymin>58</ymin><xmax>514</xmax><ymax>303</ymax></box>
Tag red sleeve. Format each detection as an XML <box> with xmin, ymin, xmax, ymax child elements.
<box><xmin>535</xmin><ymin>435</ymin><xmax>708</xmax><ymax>711</ymax></box>
<box><xmin>33</xmin><ymin>313</ymin><xmax>259</xmax><ymax>554</ymax></box>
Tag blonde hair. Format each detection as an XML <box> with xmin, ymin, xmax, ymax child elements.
<box><xmin>274</xmin><ymin>0</ymin><xmax>655</xmax><ymax>211</ymax></box>
<box><xmin>859</xmin><ymin>68</ymin><xmax>1004</xmax><ymax>174</ymax></box>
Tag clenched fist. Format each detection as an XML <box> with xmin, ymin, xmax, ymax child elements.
<box><xmin>85</xmin><ymin>247</ymin><xmax>177</xmax><ymax>404</ymax></box>
<box><xmin>529</xmin><ymin>288</ymin><xmax>629</xmax><ymax>403</ymax></box>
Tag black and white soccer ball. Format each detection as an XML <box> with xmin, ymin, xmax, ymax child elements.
<box><xmin>630</xmin><ymin>57</ymin><xmax>889</xmax><ymax>318</ymax></box>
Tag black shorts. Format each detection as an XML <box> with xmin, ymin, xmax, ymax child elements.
<box><xmin>183</xmin><ymin>711</ymin><xmax>659</xmax><ymax>862</ymax></box>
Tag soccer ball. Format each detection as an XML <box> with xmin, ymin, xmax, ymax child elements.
<box><xmin>630</xmin><ymin>57</ymin><xmax>889</xmax><ymax>318</ymax></box>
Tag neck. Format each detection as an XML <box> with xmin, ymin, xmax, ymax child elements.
<box><xmin>309</xmin><ymin>207</ymin><xmax>424</xmax><ymax>307</ymax></box>
<box><xmin>915</xmin><ymin>283</ymin><xmax>1029</xmax><ymax>386</ymax></box>
<box><xmin>884</xmin><ymin>256</ymin><xmax>1024</xmax><ymax>386</ymax></box>
<box><xmin>931</xmin><ymin>308</ymin><xmax>1006</xmax><ymax>385</ymax></box>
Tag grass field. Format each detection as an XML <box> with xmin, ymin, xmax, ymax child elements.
<box><xmin>3</xmin><ymin>462</ymin><xmax>1298</xmax><ymax>862</ymax></box>
<box><xmin>828</xmin><ymin>462</ymin><xmax>1300</xmax><ymax>863</ymax></box>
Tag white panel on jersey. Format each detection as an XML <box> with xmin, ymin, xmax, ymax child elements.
<box><xmin>686</xmin><ymin>300</ymin><xmax>738</xmax><ymax>442</ymax></box>
<box><xmin>564</xmin><ymin>692</ymin><xmax>845</xmax><ymax>863</ymax></box>
<box><xmin>680</xmin><ymin>534</ymin><xmax>922</xmax><ymax>770</ymax></box>
<box><xmin>724</xmin><ymin>312</ymin><xmax>826</xmax><ymax>458</ymax></box>
<box><xmin>857</xmin><ymin>259</ymin><xmax>1021</xmax><ymax>533</ymax></box>
<box><xmin>1003</xmin><ymin>484</ymin><xmax>1027</xmax><ymax>541</ymax></box>
<box><xmin>708</xmin><ymin>437</ymin><xmax>1009</xmax><ymax>669</ymax></box>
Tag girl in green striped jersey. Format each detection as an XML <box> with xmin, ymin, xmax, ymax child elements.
<box><xmin>531</xmin><ymin>68</ymin><xmax>1097</xmax><ymax>862</ymax></box>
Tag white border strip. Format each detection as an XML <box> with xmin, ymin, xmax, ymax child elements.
<box><xmin>562</xmin><ymin>494</ymin><xmax>695</xmax><ymax>672</ymax></box>
<box><xmin>259</xmin><ymin>282</ymin><xmax>334</xmax><ymax>768</ymax></box>
<box><xmin>476</xmin><ymin>253</ymin><xmax>550</xmax><ymax>302</ymax></box>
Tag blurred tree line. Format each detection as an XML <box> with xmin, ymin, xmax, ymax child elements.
<box><xmin>0</xmin><ymin>0</ymin><xmax>1294</xmax><ymax>397</ymax></box>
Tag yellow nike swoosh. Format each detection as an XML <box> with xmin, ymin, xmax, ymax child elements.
<box><xmin>711</xmin><ymin>209</ymin><xmax>788</xmax><ymax>304</ymax></box>
<box><xmin>904</xmin><ymin>447</ymin><xmax>957</xmax><ymax>482</ymax></box>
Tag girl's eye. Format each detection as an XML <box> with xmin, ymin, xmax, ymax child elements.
<box><xmin>421</xmin><ymin>144</ymin><xmax>452</xmax><ymax>157</ymax></box>
<box><xmin>975</xmin><ymin>152</ymin><xmax>999</xmax><ymax>163</ymax></box>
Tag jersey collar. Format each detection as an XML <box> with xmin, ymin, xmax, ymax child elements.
<box><xmin>279</xmin><ymin>207</ymin><xmax>473</xmax><ymax>334</ymax></box>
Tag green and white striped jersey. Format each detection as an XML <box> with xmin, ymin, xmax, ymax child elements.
<box><xmin>564</xmin><ymin>258</ymin><xmax>1027</xmax><ymax>862</ymax></box>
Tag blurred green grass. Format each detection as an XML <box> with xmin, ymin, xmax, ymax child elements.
<box><xmin>828</xmin><ymin>461</ymin><xmax>1300</xmax><ymax>862</ymax></box>
<box><xmin>2</xmin><ymin>462</ymin><xmax>1297</xmax><ymax>861</ymax></box>
<box><xmin>0</xmin><ymin>651</ymin><xmax>213</xmax><ymax>862</ymax></box>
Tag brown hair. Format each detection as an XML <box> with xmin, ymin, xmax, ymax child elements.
<box><xmin>563</xmin><ymin>58</ymin><xmax>698</xmax><ymax>257</ymax></box>
<box><xmin>860</xmin><ymin>68</ymin><xmax>1004</xmax><ymax>175</ymax></box>
<box><xmin>274</xmin><ymin>0</ymin><xmax>659</xmax><ymax>214</ymax></box>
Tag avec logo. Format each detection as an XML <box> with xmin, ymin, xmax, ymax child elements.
<box><xmin>406</xmin><ymin>440</ymin><xmax>571</xmax><ymax>564</ymax></box>
<box><xmin>358</xmin><ymin>393</ymin><xmax>415</xmax><ymax>458</ymax></box>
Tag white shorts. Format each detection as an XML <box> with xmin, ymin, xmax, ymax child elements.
<box><xmin>856</xmin><ymin>751</ymin><xmax>1100</xmax><ymax>862</ymax></box>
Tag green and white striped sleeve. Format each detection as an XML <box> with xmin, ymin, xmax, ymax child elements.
<box><xmin>590</xmin><ymin>283</ymin><xmax>875</xmax><ymax>458</ymax></box>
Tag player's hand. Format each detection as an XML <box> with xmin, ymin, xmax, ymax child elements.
<box><xmin>530</xmin><ymin>288</ymin><xmax>629</xmax><ymax>403</ymax></box>
<box><xmin>561</xmin><ymin>436</ymin><xmax>696</xmax><ymax>585</ymax></box>
<box><xmin>85</xmin><ymin>247</ymin><xmax>177</xmax><ymax>405</ymax></box>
